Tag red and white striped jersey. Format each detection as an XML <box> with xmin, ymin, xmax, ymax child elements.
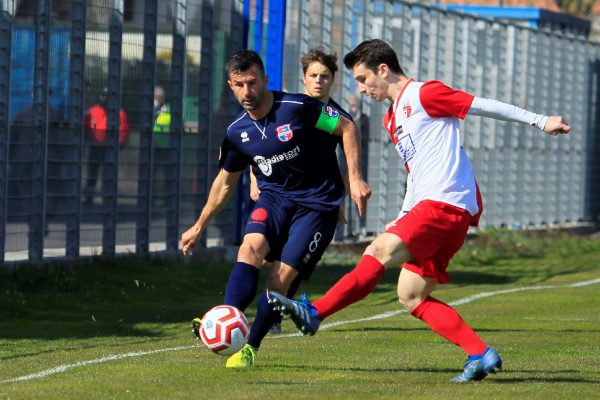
<box><xmin>383</xmin><ymin>79</ymin><xmax>483</xmax><ymax>225</ymax></box>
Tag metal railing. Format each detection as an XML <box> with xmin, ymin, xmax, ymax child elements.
<box><xmin>1</xmin><ymin>0</ymin><xmax>599</xmax><ymax>263</ymax></box>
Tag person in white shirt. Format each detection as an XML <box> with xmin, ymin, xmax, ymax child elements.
<box><xmin>268</xmin><ymin>39</ymin><xmax>570</xmax><ymax>383</ymax></box>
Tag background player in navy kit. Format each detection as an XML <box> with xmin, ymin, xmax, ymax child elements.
<box><xmin>249</xmin><ymin>48</ymin><xmax>353</xmax><ymax>335</ymax></box>
<box><xmin>180</xmin><ymin>49</ymin><xmax>371</xmax><ymax>368</ymax></box>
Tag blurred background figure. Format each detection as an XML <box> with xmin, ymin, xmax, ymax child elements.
<box><xmin>152</xmin><ymin>86</ymin><xmax>171</xmax><ymax>206</ymax></box>
<box><xmin>84</xmin><ymin>88</ymin><xmax>129</xmax><ymax>206</ymax></box>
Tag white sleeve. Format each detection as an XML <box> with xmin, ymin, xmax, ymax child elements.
<box><xmin>399</xmin><ymin>174</ymin><xmax>415</xmax><ymax>218</ymax></box>
<box><xmin>468</xmin><ymin>97</ymin><xmax>548</xmax><ymax>131</ymax></box>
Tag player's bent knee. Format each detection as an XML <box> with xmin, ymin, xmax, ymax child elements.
<box><xmin>237</xmin><ymin>241</ymin><xmax>256</xmax><ymax>259</ymax></box>
<box><xmin>266</xmin><ymin>276</ymin><xmax>290</xmax><ymax>293</ymax></box>
<box><xmin>363</xmin><ymin>233</ymin><xmax>408</xmax><ymax>268</ymax></box>
<box><xmin>237</xmin><ymin>240</ymin><xmax>267</xmax><ymax>267</ymax></box>
<box><xmin>397</xmin><ymin>293</ymin><xmax>420</xmax><ymax>312</ymax></box>
<box><xmin>265</xmin><ymin>264</ymin><xmax>297</xmax><ymax>293</ymax></box>
<box><xmin>363</xmin><ymin>239</ymin><xmax>389</xmax><ymax>261</ymax></box>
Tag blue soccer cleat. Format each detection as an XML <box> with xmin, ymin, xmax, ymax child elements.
<box><xmin>268</xmin><ymin>291</ymin><xmax>321</xmax><ymax>336</ymax></box>
<box><xmin>451</xmin><ymin>346</ymin><xmax>503</xmax><ymax>382</ymax></box>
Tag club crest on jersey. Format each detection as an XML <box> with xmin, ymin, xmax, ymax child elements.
<box><xmin>323</xmin><ymin>105</ymin><xmax>339</xmax><ymax>118</ymax></box>
<box><xmin>276</xmin><ymin>124</ymin><xmax>294</xmax><ymax>142</ymax></box>
<box><xmin>403</xmin><ymin>102</ymin><xmax>412</xmax><ymax>118</ymax></box>
<box><xmin>241</xmin><ymin>131</ymin><xmax>249</xmax><ymax>143</ymax></box>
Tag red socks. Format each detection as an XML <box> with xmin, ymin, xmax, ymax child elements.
<box><xmin>313</xmin><ymin>255</ymin><xmax>385</xmax><ymax>319</ymax></box>
<box><xmin>411</xmin><ymin>296</ymin><xmax>487</xmax><ymax>355</ymax></box>
<box><xmin>311</xmin><ymin>256</ymin><xmax>486</xmax><ymax>357</ymax></box>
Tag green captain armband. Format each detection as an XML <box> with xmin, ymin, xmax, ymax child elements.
<box><xmin>315</xmin><ymin>104</ymin><xmax>341</xmax><ymax>133</ymax></box>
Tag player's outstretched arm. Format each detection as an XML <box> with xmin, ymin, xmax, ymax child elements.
<box><xmin>468</xmin><ymin>97</ymin><xmax>571</xmax><ymax>137</ymax></box>
<box><xmin>334</xmin><ymin>116</ymin><xmax>372</xmax><ymax>216</ymax></box>
<box><xmin>181</xmin><ymin>169</ymin><xmax>242</xmax><ymax>256</ymax></box>
<box><xmin>543</xmin><ymin>116</ymin><xmax>570</xmax><ymax>136</ymax></box>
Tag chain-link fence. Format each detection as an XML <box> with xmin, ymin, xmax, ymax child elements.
<box><xmin>1</xmin><ymin>0</ymin><xmax>599</xmax><ymax>263</ymax></box>
<box><xmin>1</xmin><ymin>0</ymin><xmax>245</xmax><ymax>262</ymax></box>
<box><xmin>283</xmin><ymin>0</ymin><xmax>600</xmax><ymax>238</ymax></box>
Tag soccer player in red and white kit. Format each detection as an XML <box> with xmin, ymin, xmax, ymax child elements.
<box><xmin>268</xmin><ymin>39</ymin><xmax>570</xmax><ymax>382</ymax></box>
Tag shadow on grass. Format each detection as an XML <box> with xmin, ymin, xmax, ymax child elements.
<box><xmin>0</xmin><ymin>336</ymin><xmax>169</xmax><ymax>361</ymax></box>
<box><xmin>493</xmin><ymin>377</ymin><xmax>600</xmax><ymax>384</ymax></box>
<box><xmin>0</xmin><ymin>256</ymin><xmax>234</xmax><ymax>340</ymax></box>
<box><xmin>269</xmin><ymin>364</ymin><xmax>599</xmax><ymax>384</ymax></box>
<box><xmin>2</xmin><ymin>228</ymin><xmax>598</xmax><ymax>342</ymax></box>
<box><xmin>0</xmin><ymin>257</ymin><xmax>392</xmax><ymax>341</ymax></box>
<box><xmin>266</xmin><ymin>363</ymin><xmax>462</xmax><ymax>374</ymax></box>
<box><xmin>0</xmin><ymin>320</ymin><xmax>174</xmax><ymax>340</ymax></box>
<box><xmin>0</xmin><ymin>262</ymin><xmax>518</xmax><ymax>342</ymax></box>
<box><xmin>327</xmin><ymin>326</ymin><xmax>429</xmax><ymax>333</ymax></box>
<box><xmin>330</xmin><ymin>326</ymin><xmax>600</xmax><ymax>335</ymax></box>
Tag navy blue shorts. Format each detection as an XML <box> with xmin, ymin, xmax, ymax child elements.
<box><xmin>244</xmin><ymin>191</ymin><xmax>339</xmax><ymax>280</ymax></box>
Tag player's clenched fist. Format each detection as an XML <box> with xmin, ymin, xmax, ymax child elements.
<box><xmin>543</xmin><ymin>116</ymin><xmax>570</xmax><ymax>136</ymax></box>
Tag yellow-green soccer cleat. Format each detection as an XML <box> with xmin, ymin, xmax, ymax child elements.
<box><xmin>191</xmin><ymin>317</ymin><xmax>202</xmax><ymax>340</ymax></box>
<box><xmin>225</xmin><ymin>344</ymin><xmax>257</xmax><ymax>368</ymax></box>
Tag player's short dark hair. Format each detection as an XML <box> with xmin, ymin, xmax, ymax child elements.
<box><xmin>301</xmin><ymin>48</ymin><xmax>338</xmax><ymax>79</ymax></box>
<box><xmin>226</xmin><ymin>49</ymin><xmax>265</xmax><ymax>77</ymax></box>
<box><xmin>343</xmin><ymin>39</ymin><xmax>404</xmax><ymax>75</ymax></box>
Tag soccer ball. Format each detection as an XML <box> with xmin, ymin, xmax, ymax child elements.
<box><xmin>199</xmin><ymin>305</ymin><xmax>250</xmax><ymax>356</ymax></box>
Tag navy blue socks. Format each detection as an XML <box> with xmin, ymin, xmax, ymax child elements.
<box><xmin>223</xmin><ymin>262</ymin><xmax>260</xmax><ymax>311</ymax></box>
<box><xmin>247</xmin><ymin>290</ymin><xmax>279</xmax><ymax>349</ymax></box>
<box><xmin>247</xmin><ymin>276</ymin><xmax>303</xmax><ymax>349</ymax></box>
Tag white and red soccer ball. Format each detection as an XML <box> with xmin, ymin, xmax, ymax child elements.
<box><xmin>199</xmin><ymin>305</ymin><xmax>250</xmax><ymax>356</ymax></box>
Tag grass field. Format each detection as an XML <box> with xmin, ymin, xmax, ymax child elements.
<box><xmin>1</xmin><ymin>229</ymin><xmax>599</xmax><ymax>399</ymax></box>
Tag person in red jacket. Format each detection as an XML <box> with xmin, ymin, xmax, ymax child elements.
<box><xmin>83</xmin><ymin>88</ymin><xmax>129</xmax><ymax>206</ymax></box>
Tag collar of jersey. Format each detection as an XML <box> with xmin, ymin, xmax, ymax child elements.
<box><xmin>392</xmin><ymin>78</ymin><xmax>415</xmax><ymax>116</ymax></box>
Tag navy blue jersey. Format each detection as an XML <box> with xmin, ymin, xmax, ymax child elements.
<box><xmin>220</xmin><ymin>91</ymin><xmax>352</xmax><ymax>211</ymax></box>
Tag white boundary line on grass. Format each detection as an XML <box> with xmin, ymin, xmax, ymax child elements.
<box><xmin>2</xmin><ymin>277</ymin><xmax>599</xmax><ymax>384</ymax></box>
<box><xmin>1</xmin><ymin>346</ymin><xmax>194</xmax><ymax>383</ymax></box>
<box><xmin>294</xmin><ymin>277</ymin><xmax>600</xmax><ymax>332</ymax></box>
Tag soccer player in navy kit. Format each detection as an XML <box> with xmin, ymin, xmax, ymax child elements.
<box><xmin>250</xmin><ymin>48</ymin><xmax>352</xmax><ymax>204</ymax></box>
<box><xmin>180</xmin><ymin>49</ymin><xmax>371</xmax><ymax>368</ymax></box>
<box><xmin>249</xmin><ymin>48</ymin><xmax>354</xmax><ymax>335</ymax></box>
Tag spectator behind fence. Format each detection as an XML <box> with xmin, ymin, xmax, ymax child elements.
<box><xmin>83</xmin><ymin>88</ymin><xmax>130</xmax><ymax>206</ymax></box>
<box><xmin>152</xmin><ymin>86</ymin><xmax>171</xmax><ymax>206</ymax></box>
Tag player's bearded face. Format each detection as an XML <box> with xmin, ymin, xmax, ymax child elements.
<box><xmin>228</xmin><ymin>65</ymin><xmax>267</xmax><ymax>111</ymax></box>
